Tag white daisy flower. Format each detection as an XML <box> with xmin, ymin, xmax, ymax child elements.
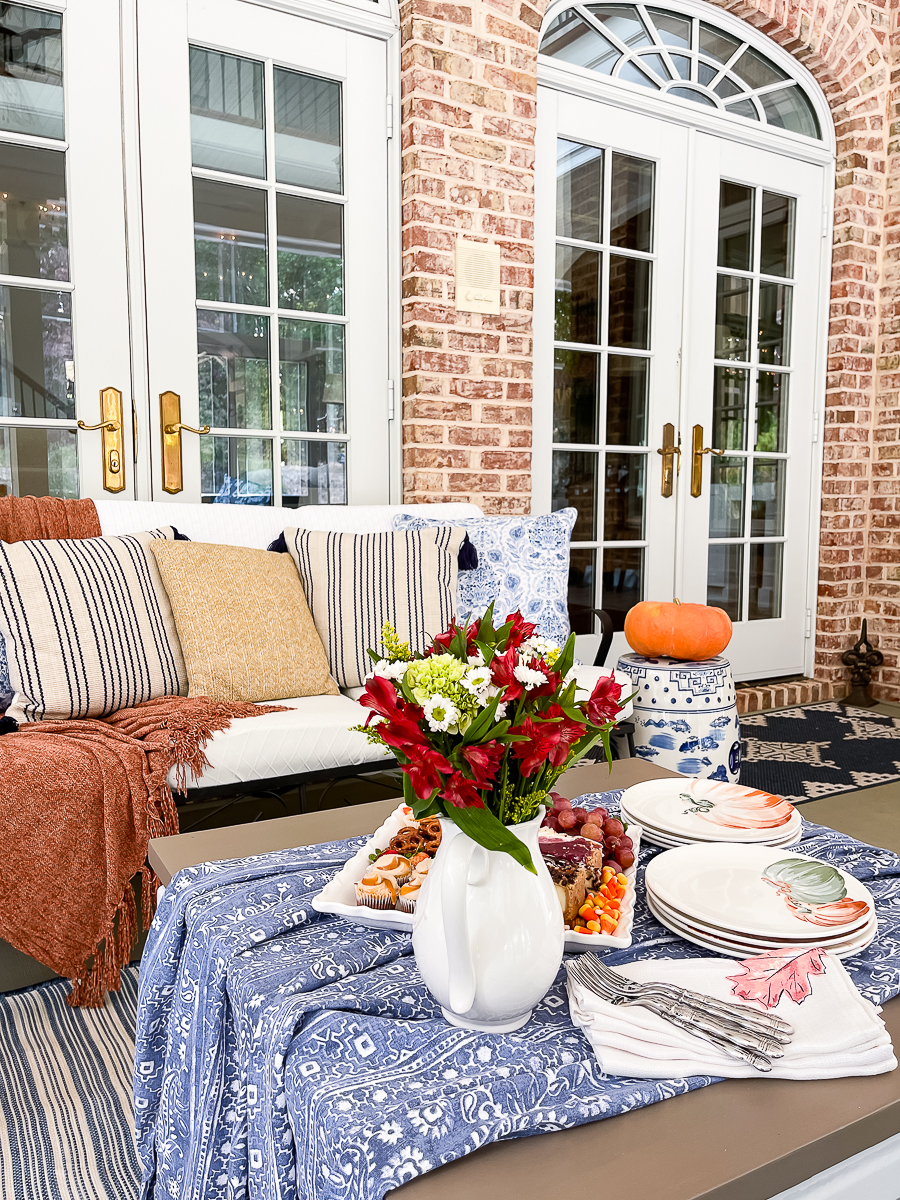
<box><xmin>514</xmin><ymin>662</ymin><xmax>547</xmax><ymax>690</ymax></box>
<box><xmin>467</xmin><ymin>647</ymin><xmax>486</xmax><ymax>667</ymax></box>
<box><xmin>423</xmin><ymin>694</ymin><xmax>458</xmax><ymax>732</ymax></box>
<box><xmin>461</xmin><ymin>665</ymin><xmax>492</xmax><ymax>694</ymax></box>
<box><xmin>369</xmin><ymin>658</ymin><xmax>409</xmax><ymax>681</ymax></box>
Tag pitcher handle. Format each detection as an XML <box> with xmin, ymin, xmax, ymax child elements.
<box><xmin>442</xmin><ymin>834</ymin><xmax>480</xmax><ymax>1015</ymax></box>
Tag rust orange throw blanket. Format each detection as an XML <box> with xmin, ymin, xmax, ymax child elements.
<box><xmin>0</xmin><ymin>697</ymin><xmax>285</xmax><ymax>1006</ymax></box>
<box><xmin>0</xmin><ymin>494</ymin><xmax>101</xmax><ymax>542</ymax></box>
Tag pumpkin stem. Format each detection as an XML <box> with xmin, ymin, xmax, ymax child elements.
<box><xmin>673</xmin><ymin>597</ymin><xmax>682</xmax><ymax>605</ymax></box>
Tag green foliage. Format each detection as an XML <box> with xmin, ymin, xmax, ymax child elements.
<box><xmin>448</xmin><ymin>804</ymin><xmax>537</xmax><ymax>874</ymax></box>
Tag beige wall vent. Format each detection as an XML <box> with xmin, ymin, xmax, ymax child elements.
<box><xmin>455</xmin><ymin>238</ymin><xmax>501</xmax><ymax>315</ymax></box>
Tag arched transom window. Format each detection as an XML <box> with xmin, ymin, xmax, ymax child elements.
<box><xmin>541</xmin><ymin>5</ymin><xmax>822</xmax><ymax>140</ymax></box>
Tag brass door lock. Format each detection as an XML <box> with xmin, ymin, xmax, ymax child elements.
<box><xmin>77</xmin><ymin>387</ymin><xmax>125</xmax><ymax>493</ymax></box>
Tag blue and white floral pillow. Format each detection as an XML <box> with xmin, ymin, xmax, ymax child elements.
<box><xmin>393</xmin><ymin>508</ymin><xmax>577</xmax><ymax>647</ymax></box>
<box><xmin>0</xmin><ymin>638</ymin><xmax>11</xmax><ymax>712</ymax></box>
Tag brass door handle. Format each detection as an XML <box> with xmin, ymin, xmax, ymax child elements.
<box><xmin>691</xmin><ymin>424</ymin><xmax>724</xmax><ymax>497</ymax></box>
<box><xmin>160</xmin><ymin>390</ymin><xmax>210</xmax><ymax>494</ymax></box>
<box><xmin>656</xmin><ymin>422</ymin><xmax>681</xmax><ymax>497</ymax></box>
<box><xmin>163</xmin><ymin>421</ymin><xmax>211</xmax><ymax>436</ymax></box>
<box><xmin>77</xmin><ymin>419</ymin><xmax>120</xmax><ymax>432</ymax></box>
<box><xmin>77</xmin><ymin>388</ymin><xmax>125</xmax><ymax>493</ymax></box>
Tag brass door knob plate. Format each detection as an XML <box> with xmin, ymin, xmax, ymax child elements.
<box><xmin>691</xmin><ymin>424</ymin><xmax>724</xmax><ymax>497</ymax></box>
<box><xmin>77</xmin><ymin>387</ymin><xmax>126</xmax><ymax>493</ymax></box>
<box><xmin>160</xmin><ymin>391</ymin><xmax>210</xmax><ymax>494</ymax></box>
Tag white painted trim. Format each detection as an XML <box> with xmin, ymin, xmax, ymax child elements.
<box><xmin>235</xmin><ymin>0</ymin><xmax>398</xmax><ymax>39</ymax></box>
<box><xmin>540</xmin><ymin>0</ymin><xmax>836</xmax><ymax>160</ymax></box>
<box><xmin>803</xmin><ymin>167</ymin><xmax>835</xmax><ymax>678</ymax></box>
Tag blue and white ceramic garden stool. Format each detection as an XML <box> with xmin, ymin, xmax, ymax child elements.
<box><xmin>615</xmin><ymin>653</ymin><xmax>741</xmax><ymax>782</ymax></box>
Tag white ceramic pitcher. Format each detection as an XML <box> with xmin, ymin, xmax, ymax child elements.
<box><xmin>412</xmin><ymin>809</ymin><xmax>564</xmax><ymax>1032</ymax></box>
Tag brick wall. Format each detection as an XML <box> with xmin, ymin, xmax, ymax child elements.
<box><xmin>399</xmin><ymin>0</ymin><xmax>540</xmax><ymax>514</ymax></box>
<box><xmin>398</xmin><ymin>0</ymin><xmax>900</xmax><ymax>699</ymax></box>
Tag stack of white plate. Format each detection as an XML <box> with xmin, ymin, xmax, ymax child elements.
<box><xmin>644</xmin><ymin>842</ymin><xmax>877</xmax><ymax>959</ymax></box>
<box><xmin>621</xmin><ymin>778</ymin><xmax>802</xmax><ymax>849</ymax></box>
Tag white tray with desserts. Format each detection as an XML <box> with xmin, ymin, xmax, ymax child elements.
<box><xmin>312</xmin><ymin>801</ymin><xmax>643</xmax><ymax>949</ymax></box>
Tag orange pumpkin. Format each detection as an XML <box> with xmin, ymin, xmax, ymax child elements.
<box><xmin>624</xmin><ymin>599</ymin><xmax>732</xmax><ymax>661</ymax></box>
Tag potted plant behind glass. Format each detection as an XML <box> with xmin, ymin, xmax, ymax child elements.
<box><xmin>355</xmin><ymin>605</ymin><xmax>624</xmax><ymax>1032</ymax></box>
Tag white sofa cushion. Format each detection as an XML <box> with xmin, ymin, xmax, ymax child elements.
<box><xmin>168</xmin><ymin>693</ymin><xmax>392</xmax><ymax>791</ymax></box>
<box><xmin>94</xmin><ymin>501</ymin><xmax>482</xmax><ymax>549</ymax></box>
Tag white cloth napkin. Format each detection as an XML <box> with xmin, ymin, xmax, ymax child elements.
<box><xmin>568</xmin><ymin>954</ymin><xmax>897</xmax><ymax>1080</ymax></box>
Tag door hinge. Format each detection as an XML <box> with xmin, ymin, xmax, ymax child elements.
<box><xmin>812</xmin><ymin>409</ymin><xmax>820</xmax><ymax>443</ymax></box>
<box><xmin>386</xmin><ymin>96</ymin><xmax>394</xmax><ymax>140</ymax></box>
<box><xmin>805</xmin><ymin>608</ymin><xmax>813</xmax><ymax>639</ymax></box>
<box><xmin>387</xmin><ymin>378</ymin><xmax>396</xmax><ymax>421</ymax></box>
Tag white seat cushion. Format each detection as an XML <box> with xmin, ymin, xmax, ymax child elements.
<box><xmin>169</xmin><ymin>693</ymin><xmax>392</xmax><ymax>791</ymax></box>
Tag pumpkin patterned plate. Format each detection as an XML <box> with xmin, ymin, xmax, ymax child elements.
<box><xmin>621</xmin><ymin>779</ymin><xmax>798</xmax><ymax>844</ymax></box>
<box><xmin>645</xmin><ymin>843</ymin><xmax>874</xmax><ymax>942</ymax></box>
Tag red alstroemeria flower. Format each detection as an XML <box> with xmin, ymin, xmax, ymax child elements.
<box><xmin>584</xmin><ymin>674</ymin><xmax>623</xmax><ymax>726</ymax></box>
<box><xmin>461</xmin><ymin>741</ymin><xmax>505</xmax><ymax>788</ymax></box>
<box><xmin>489</xmin><ymin>648</ymin><xmax>525</xmax><ymax>702</ymax></box>
<box><xmin>502</xmin><ymin>611</ymin><xmax>538</xmax><ymax>651</ymax></box>
<box><xmin>359</xmin><ymin>673</ymin><xmax>404</xmax><ymax>721</ymax></box>
<box><xmin>544</xmin><ymin>703</ymin><xmax>586</xmax><ymax>768</ymax></box>
<box><xmin>430</xmin><ymin>620</ymin><xmax>478</xmax><ymax>657</ymax></box>
<box><xmin>403</xmin><ymin>744</ymin><xmax>453</xmax><ymax>799</ymax></box>
<box><xmin>509</xmin><ymin>716</ymin><xmax>562</xmax><ymax>777</ymax></box>
<box><xmin>442</xmin><ymin>770</ymin><xmax>486</xmax><ymax>809</ymax></box>
<box><xmin>377</xmin><ymin>713</ymin><xmax>430</xmax><ymax>752</ymax></box>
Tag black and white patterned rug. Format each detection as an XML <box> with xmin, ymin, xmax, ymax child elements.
<box><xmin>739</xmin><ymin>701</ymin><xmax>900</xmax><ymax>803</ymax></box>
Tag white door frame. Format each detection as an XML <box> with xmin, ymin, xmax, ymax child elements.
<box><xmin>535</xmin><ymin>0</ymin><xmax>834</xmax><ymax>678</ymax></box>
<box><xmin>129</xmin><ymin>0</ymin><xmax>401</xmax><ymax>506</ymax></box>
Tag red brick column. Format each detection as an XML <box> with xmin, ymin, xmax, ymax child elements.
<box><xmin>399</xmin><ymin>0</ymin><xmax>542</xmax><ymax>514</ymax></box>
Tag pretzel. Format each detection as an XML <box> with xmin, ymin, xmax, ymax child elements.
<box><xmin>418</xmin><ymin>818</ymin><xmax>442</xmax><ymax>852</ymax></box>
<box><xmin>387</xmin><ymin>827</ymin><xmax>424</xmax><ymax>855</ymax></box>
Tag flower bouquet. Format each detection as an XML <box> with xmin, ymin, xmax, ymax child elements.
<box><xmin>355</xmin><ymin>604</ymin><xmax>624</xmax><ymax>873</ymax></box>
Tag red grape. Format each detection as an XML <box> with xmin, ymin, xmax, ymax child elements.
<box><xmin>541</xmin><ymin>813</ymin><xmax>554</xmax><ymax>827</ymax></box>
<box><xmin>617</xmin><ymin>849</ymin><xmax>635</xmax><ymax>869</ymax></box>
<box><xmin>558</xmin><ymin>809</ymin><xmax>578</xmax><ymax>829</ymax></box>
<box><xmin>605</xmin><ymin>859</ymin><xmax>623</xmax><ymax>875</ymax></box>
<box><xmin>580</xmin><ymin>823</ymin><xmax>603</xmax><ymax>842</ymax></box>
<box><xmin>571</xmin><ymin>807</ymin><xmax>589</xmax><ymax>826</ymax></box>
<box><xmin>592</xmin><ymin>808</ymin><xmax>609</xmax><ymax>824</ymax></box>
<box><xmin>602</xmin><ymin>817</ymin><xmax>624</xmax><ymax>838</ymax></box>
<box><xmin>553</xmin><ymin>795</ymin><xmax>571</xmax><ymax>812</ymax></box>
<box><xmin>604</xmin><ymin>836</ymin><xmax>620</xmax><ymax>854</ymax></box>
<box><xmin>617</xmin><ymin>835</ymin><xmax>633</xmax><ymax>851</ymax></box>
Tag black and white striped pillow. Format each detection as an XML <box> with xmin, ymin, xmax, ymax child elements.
<box><xmin>0</xmin><ymin>527</ymin><xmax>187</xmax><ymax>723</ymax></box>
<box><xmin>283</xmin><ymin>527</ymin><xmax>464</xmax><ymax>689</ymax></box>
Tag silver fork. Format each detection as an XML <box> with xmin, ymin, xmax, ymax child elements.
<box><xmin>584</xmin><ymin>956</ymin><xmax>794</xmax><ymax>1039</ymax></box>
<box><xmin>566</xmin><ymin>957</ymin><xmax>778</xmax><ymax>1072</ymax></box>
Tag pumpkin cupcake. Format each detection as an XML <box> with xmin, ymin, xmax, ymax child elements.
<box><xmin>355</xmin><ymin>869</ymin><xmax>398</xmax><ymax>910</ymax></box>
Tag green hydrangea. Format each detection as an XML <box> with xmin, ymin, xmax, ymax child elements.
<box><xmin>404</xmin><ymin>654</ymin><xmax>480</xmax><ymax>732</ymax></box>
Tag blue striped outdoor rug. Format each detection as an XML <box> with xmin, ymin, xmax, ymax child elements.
<box><xmin>0</xmin><ymin>967</ymin><xmax>140</xmax><ymax>1200</ymax></box>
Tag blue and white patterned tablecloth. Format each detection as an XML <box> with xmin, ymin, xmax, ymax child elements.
<box><xmin>134</xmin><ymin>793</ymin><xmax>900</xmax><ymax>1200</ymax></box>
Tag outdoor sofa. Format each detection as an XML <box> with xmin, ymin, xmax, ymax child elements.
<box><xmin>0</xmin><ymin>498</ymin><xmax>627</xmax><ymax>992</ymax></box>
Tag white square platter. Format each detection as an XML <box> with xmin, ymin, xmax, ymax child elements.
<box><xmin>311</xmin><ymin>802</ymin><xmax>643</xmax><ymax>951</ymax></box>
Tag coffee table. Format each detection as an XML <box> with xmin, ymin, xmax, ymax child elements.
<box><xmin>149</xmin><ymin>760</ymin><xmax>900</xmax><ymax>1200</ymax></box>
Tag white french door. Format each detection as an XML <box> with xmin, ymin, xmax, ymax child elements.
<box><xmin>536</xmin><ymin>85</ymin><xmax>831</xmax><ymax>679</ymax></box>
<box><xmin>0</xmin><ymin>0</ymin><xmax>393</xmax><ymax>510</ymax></box>
<box><xmin>679</xmin><ymin>134</ymin><xmax>827</xmax><ymax>676</ymax></box>
<box><xmin>137</xmin><ymin>0</ymin><xmax>392</xmax><ymax>507</ymax></box>
<box><xmin>534</xmin><ymin>88</ymin><xmax>688</xmax><ymax>656</ymax></box>
<box><xmin>0</xmin><ymin>0</ymin><xmax>135</xmax><ymax>502</ymax></box>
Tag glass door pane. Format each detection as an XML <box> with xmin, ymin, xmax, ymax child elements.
<box><xmin>138</xmin><ymin>0</ymin><xmax>390</xmax><ymax>506</ymax></box>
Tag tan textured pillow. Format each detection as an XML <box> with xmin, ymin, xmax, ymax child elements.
<box><xmin>148</xmin><ymin>541</ymin><xmax>338</xmax><ymax>702</ymax></box>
